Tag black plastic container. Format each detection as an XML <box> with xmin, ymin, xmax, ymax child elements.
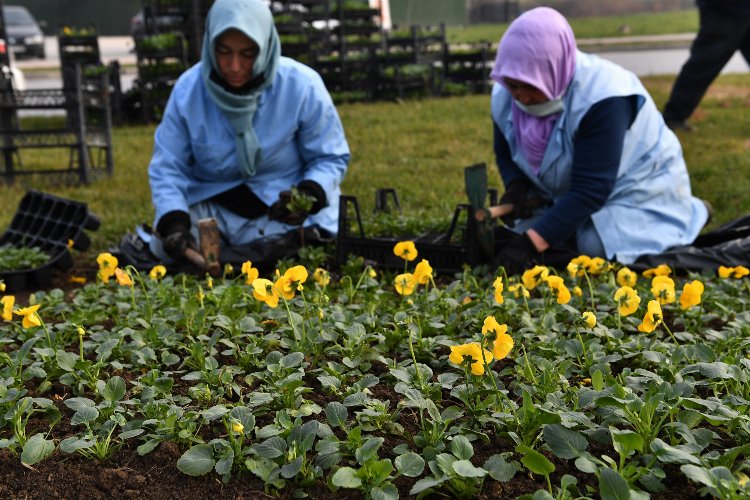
<box><xmin>0</xmin><ymin>191</ymin><xmax>100</xmax><ymax>291</ymax></box>
<box><xmin>335</xmin><ymin>188</ymin><xmax>497</xmax><ymax>274</ymax></box>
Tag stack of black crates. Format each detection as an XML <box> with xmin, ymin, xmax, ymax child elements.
<box><xmin>133</xmin><ymin>0</ymin><xmax>213</xmax><ymax>122</ymax></box>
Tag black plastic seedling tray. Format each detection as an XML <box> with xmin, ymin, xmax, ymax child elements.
<box><xmin>0</xmin><ymin>190</ymin><xmax>100</xmax><ymax>291</ymax></box>
<box><xmin>335</xmin><ymin>188</ymin><xmax>497</xmax><ymax>274</ymax></box>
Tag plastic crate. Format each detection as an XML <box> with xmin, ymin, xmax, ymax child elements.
<box><xmin>0</xmin><ymin>190</ymin><xmax>100</xmax><ymax>291</ymax></box>
<box><xmin>335</xmin><ymin>189</ymin><xmax>497</xmax><ymax>274</ymax></box>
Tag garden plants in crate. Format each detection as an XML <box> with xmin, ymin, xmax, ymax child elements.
<box><xmin>0</xmin><ymin>244</ymin><xmax>48</xmax><ymax>272</ymax></box>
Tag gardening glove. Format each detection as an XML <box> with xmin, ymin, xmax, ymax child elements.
<box><xmin>492</xmin><ymin>231</ymin><xmax>540</xmax><ymax>277</ymax></box>
<box><xmin>499</xmin><ymin>177</ymin><xmax>533</xmax><ymax>228</ymax></box>
<box><xmin>268</xmin><ymin>180</ymin><xmax>327</xmax><ymax>226</ymax></box>
<box><xmin>157</xmin><ymin>210</ymin><xmax>197</xmax><ymax>261</ymax></box>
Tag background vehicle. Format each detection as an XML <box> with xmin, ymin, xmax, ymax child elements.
<box><xmin>2</xmin><ymin>5</ymin><xmax>45</xmax><ymax>59</ymax></box>
<box><xmin>0</xmin><ymin>37</ymin><xmax>26</xmax><ymax>90</ymax></box>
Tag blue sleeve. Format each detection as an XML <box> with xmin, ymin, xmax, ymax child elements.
<box><xmin>493</xmin><ymin>120</ymin><xmax>525</xmax><ymax>186</ymax></box>
<box><xmin>296</xmin><ymin>71</ymin><xmax>350</xmax><ymax>207</ymax></box>
<box><xmin>533</xmin><ymin>95</ymin><xmax>639</xmax><ymax>246</ymax></box>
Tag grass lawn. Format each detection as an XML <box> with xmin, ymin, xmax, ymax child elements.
<box><xmin>0</xmin><ymin>71</ymin><xmax>748</xmax><ymax>255</ymax></box>
<box><xmin>446</xmin><ymin>10</ymin><xmax>699</xmax><ymax>44</ymax></box>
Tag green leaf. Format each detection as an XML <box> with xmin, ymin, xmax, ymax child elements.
<box><xmin>453</xmin><ymin>459</ymin><xmax>487</xmax><ymax>478</ymax></box>
<box><xmin>281</xmin><ymin>456</ymin><xmax>303</xmax><ymax>478</ymax></box>
<box><xmin>59</xmin><ymin>436</ymin><xmax>94</xmax><ymax>453</ymax></box>
<box><xmin>253</xmin><ymin>436</ymin><xmax>287</xmax><ymax>459</ymax></box>
<box><xmin>575</xmin><ymin>456</ymin><xmax>599</xmax><ymax>473</ymax></box>
<box><xmin>200</xmin><ymin>405</ymin><xmax>229</xmax><ymax>421</ymax></box>
<box><xmin>356</xmin><ymin>437</ymin><xmax>384</xmax><ymax>465</ymax></box>
<box><xmin>484</xmin><ymin>454</ymin><xmax>517</xmax><ymax>482</ymax></box>
<box><xmin>610</xmin><ymin>427</ymin><xmax>643</xmax><ymax>458</ymax></box>
<box><xmin>371</xmin><ymin>484</ymin><xmax>399</xmax><ymax>500</ymax></box>
<box><xmin>516</xmin><ymin>445</ymin><xmax>555</xmax><ymax>476</ymax></box>
<box><xmin>332</xmin><ymin>467</ymin><xmax>363</xmax><ymax>488</ymax></box>
<box><xmin>56</xmin><ymin>349</ymin><xmax>78</xmax><ymax>372</ymax></box>
<box><xmin>325</xmin><ymin>402</ymin><xmax>348</xmax><ymax>428</ymax></box>
<box><xmin>21</xmin><ymin>434</ymin><xmax>55</xmax><ymax>465</ymax></box>
<box><xmin>395</xmin><ymin>452</ymin><xmax>425</xmax><ymax>477</ymax></box>
<box><xmin>543</xmin><ymin>424</ymin><xmax>588</xmax><ymax>459</ymax></box>
<box><xmin>280</xmin><ymin>352</ymin><xmax>305</xmax><ymax>368</ymax></box>
<box><xmin>598</xmin><ymin>467</ymin><xmax>631</xmax><ymax>500</ymax></box>
<box><xmin>176</xmin><ymin>444</ymin><xmax>215</xmax><ymax>476</ymax></box>
<box><xmin>102</xmin><ymin>376</ymin><xmax>126</xmax><ymax>402</ymax></box>
<box><xmin>592</xmin><ymin>370</ymin><xmax>604</xmax><ymax>391</ymax></box>
<box><xmin>650</xmin><ymin>438</ymin><xmax>701</xmax><ymax>465</ymax></box>
<box><xmin>409</xmin><ymin>476</ymin><xmax>445</xmax><ymax>495</ymax></box>
<box><xmin>450</xmin><ymin>435</ymin><xmax>474</xmax><ymax>460</ymax></box>
<box><xmin>680</xmin><ymin>464</ymin><xmax>716</xmax><ymax>488</ymax></box>
<box><xmin>71</xmin><ymin>406</ymin><xmax>100</xmax><ymax>425</ymax></box>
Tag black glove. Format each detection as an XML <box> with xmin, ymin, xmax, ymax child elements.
<box><xmin>157</xmin><ymin>210</ymin><xmax>196</xmax><ymax>261</ymax></box>
<box><xmin>499</xmin><ymin>178</ymin><xmax>533</xmax><ymax>228</ymax></box>
<box><xmin>492</xmin><ymin>231</ymin><xmax>540</xmax><ymax>276</ymax></box>
<box><xmin>268</xmin><ymin>180</ymin><xmax>327</xmax><ymax>226</ymax></box>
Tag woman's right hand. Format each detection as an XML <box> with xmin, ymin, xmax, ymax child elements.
<box><xmin>499</xmin><ymin>178</ymin><xmax>533</xmax><ymax>227</ymax></box>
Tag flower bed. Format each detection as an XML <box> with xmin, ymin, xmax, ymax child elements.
<box><xmin>0</xmin><ymin>247</ymin><xmax>749</xmax><ymax>498</ymax></box>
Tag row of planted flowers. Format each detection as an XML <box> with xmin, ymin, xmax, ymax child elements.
<box><xmin>0</xmin><ymin>242</ymin><xmax>749</xmax><ymax>499</ymax></box>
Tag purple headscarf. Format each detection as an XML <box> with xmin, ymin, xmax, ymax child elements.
<box><xmin>490</xmin><ymin>7</ymin><xmax>577</xmax><ymax>172</ymax></box>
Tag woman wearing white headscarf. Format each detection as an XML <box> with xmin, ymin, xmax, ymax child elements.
<box><xmin>148</xmin><ymin>0</ymin><xmax>350</xmax><ymax>263</ymax></box>
<box><xmin>489</xmin><ymin>7</ymin><xmax>709</xmax><ymax>274</ymax></box>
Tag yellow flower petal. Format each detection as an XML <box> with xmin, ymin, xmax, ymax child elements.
<box><xmin>393</xmin><ymin>241</ymin><xmax>418</xmax><ymax>261</ymax></box>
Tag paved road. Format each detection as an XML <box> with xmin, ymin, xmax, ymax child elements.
<box><xmin>14</xmin><ymin>34</ymin><xmax>750</xmax><ymax>92</ymax></box>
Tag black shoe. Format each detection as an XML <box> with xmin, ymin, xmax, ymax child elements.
<box><xmin>665</xmin><ymin>119</ymin><xmax>693</xmax><ymax>132</ymax></box>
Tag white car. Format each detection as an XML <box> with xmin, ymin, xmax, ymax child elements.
<box><xmin>0</xmin><ymin>37</ymin><xmax>27</xmax><ymax>91</ymax></box>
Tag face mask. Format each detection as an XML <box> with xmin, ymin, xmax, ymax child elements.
<box><xmin>514</xmin><ymin>97</ymin><xmax>565</xmax><ymax>117</ymax></box>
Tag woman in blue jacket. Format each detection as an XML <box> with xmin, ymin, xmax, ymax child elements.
<box><xmin>490</xmin><ymin>7</ymin><xmax>709</xmax><ymax>274</ymax></box>
<box><xmin>148</xmin><ymin>0</ymin><xmax>350</xmax><ymax>263</ymax></box>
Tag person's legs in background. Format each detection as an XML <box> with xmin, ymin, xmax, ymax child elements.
<box><xmin>662</xmin><ymin>6</ymin><xmax>750</xmax><ymax>131</ymax></box>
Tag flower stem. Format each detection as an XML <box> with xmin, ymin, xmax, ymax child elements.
<box><xmin>584</xmin><ymin>271</ymin><xmax>596</xmax><ymax>312</ymax></box>
<box><xmin>408</xmin><ymin>325</ymin><xmax>425</xmax><ymax>391</ymax></box>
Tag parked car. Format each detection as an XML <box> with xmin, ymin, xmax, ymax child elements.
<box><xmin>2</xmin><ymin>5</ymin><xmax>46</xmax><ymax>59</ymax></box>
<box><xmin>0</xmin><ymin>37</ymin><xmax>27</xmax><ymax>90</ymax></box>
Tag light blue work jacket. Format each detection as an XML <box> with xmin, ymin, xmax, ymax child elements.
<box><xmin>148</xmin><ymin>57</ymin><xmax>350</xmax><ymax>242</ymax></box>
<box><xmin>491</xmin><ymin>51</ymin><xmax>708</xmax><ymax>264</ymax></box>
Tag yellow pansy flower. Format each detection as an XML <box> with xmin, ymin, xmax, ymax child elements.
<box><xmin>149</xmin><ymin>265</ymin><xmax>167</xmax><ymax>281</ymax></box>
<box><xmin>582</xmin><ymin>311</ymin><xmax>596</xmax><ymax>328</ymax></box>
<box><xmin>96</xmin><ymin>252</ymin><xmax>118</xmax><ymax>283</ymax></box>
<box><xmin>679</xmin><ymin>280</ymin><xmax>704</xmax><ymax>310</ymax></box>
<box><xmin>651</xmin><ymin>275</ymin><xmax>676</xmax><ymax>305</ymax></box>
<box><xmin>614</xmin><ymin>286</ymin><xmax>641</xmax><ymax>316</ymax></box>
<box><xmin>15</xmin><ymin>304</ymin><xmax>41</xmax><ymax>329</ymax></box>
<box><xmin>241</xmin><ymin>261</ymin><xmax>259</xmax><ymax>285</ymax></box>
<box><xmin>448</xmin><ymin>342</ymin><xmax>493</xmax><ymax>375</ymax></box>
<box><xmin>0</xmin><ymin>281</ymin><xmax>5</xmax><ymax>292</ymax></box>
<box><xmin>718</xmin><ymin>265</ymin><xmax>750</xmax><ymax>279</ymax></box>
<box><xmin>481</xmin><ymin>315</ymin><xmax>513</xmax><ymax>360</ymax></box>
<box><xmin>638</xmin><ymin>300</ymin><xmax>663</xmax><ymax>333</ymax></box>
<box><xmin>1</xmin><ymin>295</ymin><xmax>14</xmax><ymax>321</ymax></box>
<box><xmin>492</xmin><ymin>277</ymin><xmax>504</xmax><ymax>304</ymax></box>
<box><xmin>616</xmin><ymin>267</ymin><xmax>637</xmax><ymax>287</ymax></box>
<box><xmin>231</xmin><ymin>420</ymin><xmax>244</xmax><ymax>434</ymax></box>
<box><xmin>367</xmin><ymin>268</ymin><xmax>377</xmax><ymax>278</ymax></box>
<box><xmin>394</xmin><ymin>273</ymin><xmax>416</xmax><ymax>296</ymax></box>
<box><xmin>393</xmin><ymin>241</ymin><xmax>418</xmax><ymax>261</ymax></box>
<box><xmin>508</xmin><ymin>283</ymin><xmax>529</xmax><ymax>298</ymax></box>
<box><xmin>522</xmin><ymin>265</ymin><xmax>549</xmax><ymax>290</ymax></box>
<box><xmin>544</xmin><ymin>275</ymin><xmax>571</xmax><ymax>304</ymax></box>
<box><xmin>587</xmin><ymin>257</ymin><xmax>609</xmax><ymax>275</ymax></box>
<box><xmin>115</xmin><ymin>268</ymin><xmax>134</xmax><ymax>287</ymax></box>
<box><xmin>413</xmin><ymin>259</ymin><xmax>433</xmax><ymax>285</ymax></box>
<box><xmin>573</xmin><ymin>286</ymin><xmax>582</xmax><ymax>297</ymax></box>
<box><xmin>68</xmin><ymin>275</ymin><xmax>87</xmax><ymax>285</ymax></box>
<box><xmin>313</xmin><ymin>268</ymin><xmax>330</xmax><ymax>287</ymax></box>
<box><xmin>643</xmin><ymin>264</ymin><xmax>671</xmax><ymax>278</ymax></box>
<box><xmin>567</xmin><ymin>255</ymin><xmax>591</xmax><ymax>278</ymax></box>
<box><xmin>252</xmin><ymin>278</ymin><xmax>279</xmax><ymax>308</ymax></box>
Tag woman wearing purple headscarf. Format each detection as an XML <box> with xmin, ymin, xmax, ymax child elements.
<box><xmin>489</xmin><ymin>7</ymin><xmax>709</xmax><ymax>274</ymax></box>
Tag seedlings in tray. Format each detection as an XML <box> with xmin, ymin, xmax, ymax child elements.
<box><xmin>0</xmin><ymin>244</ymin><xmax>49</xmax><ymax>271</ymax></box>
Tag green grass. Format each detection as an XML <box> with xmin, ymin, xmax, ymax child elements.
<box><xmin>446</xmin><ymin>9</ymin><xmax>699</xmax><ymax>44</ymax></box>
<box><xmin>1</xmin><ymin>71</ymin><xmax>748</xmax><ymax>256</ymax></box>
